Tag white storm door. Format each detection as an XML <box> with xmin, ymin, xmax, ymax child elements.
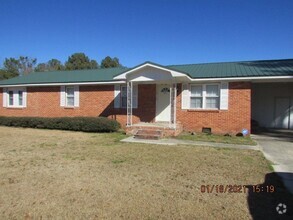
<box><xmin>156</xmin><ymin>84</ymin><xmax>171</xmax><ymax>122</ymax></box>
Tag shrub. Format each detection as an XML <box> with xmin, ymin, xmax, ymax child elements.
<box><xmin>0</xmin><ymin>116</ymin><xmax>120</xmax><ymax>132</ymax></box>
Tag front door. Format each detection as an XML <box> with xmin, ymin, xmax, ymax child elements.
<box><xmin>156</xmin><ymin>84</ymin><xmax>171</xmax><ymax>122</ymax></box>
<box><xmin>274</xmin><ymin>97</ymin><xmax>290</xmax><ymax>129</ymax></box>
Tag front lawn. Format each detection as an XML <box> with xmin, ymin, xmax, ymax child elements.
<box><xmin>0</xmin><ymin>127</ymin><xmax>290</xmax><ymax>219</ymax></box>
<box><xmin>177</xmin><ymin>132</ymin><xmax>257</xmax><ymax>145</ymax></box>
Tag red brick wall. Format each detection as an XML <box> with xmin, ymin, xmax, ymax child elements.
<box><xmin>0</xmin><ymin>86</ymin><xmax>115</xmax><ymax>117</ymax></box>
<box><xmin>0</xmin><ymin>84</ymin><xmax>156</xmax><ymax>128</ymax></box>
<box><xmin>176</xmin><ymin>82</ymin><xmax>251</xmax><ymax>134</ymax></box>
<box><xmin>104</xmin><ymin>84</ymin><xmax>156</xmax><ymax>126</ymax></box>
<box><xmin>0</xmin><ymin>82</ymin><xmax>251</xmax><ymax>134</ymax></box>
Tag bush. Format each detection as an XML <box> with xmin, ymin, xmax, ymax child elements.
<box><xmin>0</xmin><ymin>116</ymin><xmax>120</xmax><ymax>132</ymax></box>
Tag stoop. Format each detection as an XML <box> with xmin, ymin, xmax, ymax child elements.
<box><xmin>126</xmin><ymin>122</ymin><xmax>183</xmax><ymax>140</ymax></box>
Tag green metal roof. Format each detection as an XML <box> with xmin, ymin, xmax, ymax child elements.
<box><xmin>0</xmin><ymin>59</ymin><xmax>292</xmax><ymax>86</ymax></box>
<box><xmin>0</xmin><ymin>67</ymin><xmax>128</xmax><ymax>86</ymax></box>
<box><xmin>168</xmin><ymin>59</ymin><xmax>293</xmax><ymax>78</ymax></box>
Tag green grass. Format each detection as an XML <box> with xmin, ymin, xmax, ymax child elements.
<box><xmin>112</xmin><ymin>159</ymin><xmax>127</xmax><ymax>164</ymax></box>
<box><xmin>176</xmin><ymin>132</ymin><xmax>257</xmax><ymax>145</ymax></box>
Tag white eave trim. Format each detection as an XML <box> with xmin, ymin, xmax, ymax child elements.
<box><xmin>113</xmin><ymin>63</ymin><xmax>187</xmax><ymax>79</ymax></box>
<box><xmin>186</xmin><ymin>75</ymin><xmax>293</xmax><ymax>82</ymax></box>
<box><xmin>0</xmin><ymin>81</ymin><xmax>126</xmax><ymax>88</ymax></box>
<box><xmin>0</xmin><ymin>75</ymin><xmax>291</xmax><ymax>88</ymax></box>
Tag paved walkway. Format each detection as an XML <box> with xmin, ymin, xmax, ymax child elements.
<box><xmin>252</xmin><ymin>131</ymin><xmax>293</xmax><ymax>194</ymax></box>
<box><xmin>121</xmin><ymin>136</ymin><xmax>260</xmax><ymax>150</ymax></box>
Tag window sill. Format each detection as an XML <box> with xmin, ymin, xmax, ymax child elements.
<box><xmin>63</xmin><ymin>106</ymin><xmax>78</xmax><ymax>109</ymax></box>
<box><xmin>117</xmin><ymin>107</ymin><xmax>138</xmax><ymax>109</ymax></box>
<box><xmin>187</xmin><ymin>109</ymin><xmax>220</xmax><ymax>113</ymax></box>
<box><xmin>6</xmin><ymin>106</ymin><xmax>26</xmax><ymax>109</ymax></box>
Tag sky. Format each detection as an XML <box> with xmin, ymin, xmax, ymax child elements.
<box><xmin>0</xmin><ymin>0</ymin><xmax>293</xmax><ymax>67</ymax></box>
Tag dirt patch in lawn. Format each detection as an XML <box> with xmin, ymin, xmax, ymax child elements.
<box><xmin>0</xmin><ymin>127</ymin><xmax>291</xmax><ymax>219</ymax></box>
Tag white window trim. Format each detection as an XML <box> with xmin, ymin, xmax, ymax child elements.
<box><xmin>60</xmin><ymin>85</ymin><xmax>79</xmax><ymax>108</ymax></box>
<box><xmin>189</xmin><ymin>83</ymin><xmax>220</xmax><ymax>110</ymax></box>
<box><xmin>6</xmin><ymin>87</ymin><xmax>26</xmax><ymax>108</ymax></box>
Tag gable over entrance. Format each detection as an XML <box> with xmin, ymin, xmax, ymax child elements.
<box><xmin>113</xmin><ymin>62</ymin><xmax>188</xmax><ymax>83</ymax></box>
<box><xmin>113</xmin><ymin>63</ymin><xmax>183</xmax><ymax>127</ymax></box>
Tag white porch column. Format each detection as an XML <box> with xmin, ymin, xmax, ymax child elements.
<box><xmin>170</xmin><ymin>83</ymin><xmax>177</xmax><ymax>129</ymax></box>
<box><xmin>126</xmin><ymin>81</ymin><xmax>133</xmax><ymax>126</ymax></box>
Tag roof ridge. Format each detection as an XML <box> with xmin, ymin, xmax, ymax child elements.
<box><xmin>167</xmin><ymin>58</ymin><xmax>293</xmax><ymax>67</ymax></box>
<box><xmin>33</xmin><ymin>66</ymin><xmax>128</xmax><ymax>74</ymax></box>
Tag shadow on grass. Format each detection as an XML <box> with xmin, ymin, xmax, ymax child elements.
<box><xmin>247</xmin><ymin>172</ymin><xmax>293</xmax><ymax>219</ymax></box>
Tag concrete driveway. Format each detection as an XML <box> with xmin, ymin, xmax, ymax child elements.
<box><xmin>252</xmin><ymin>130</ymin><xmax>293</xmax><ymax>193</ymax></box>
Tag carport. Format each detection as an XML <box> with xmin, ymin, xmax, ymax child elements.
<box><xmin>252</xmin><ymin>82</ymin><xmax>293</xmax><ymax>130</ymax></box>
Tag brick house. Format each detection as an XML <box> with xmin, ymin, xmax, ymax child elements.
<box><xmin>0</xmin><ymin>59</ymin><xmax>292</xmax><ymax>136</ymax></box>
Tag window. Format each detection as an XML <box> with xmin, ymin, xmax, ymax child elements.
<box><xmin>190</xmin><ymin>84</ymin><xmax>219</xmax><ymax>109</ymax></box>
<box><xmin>114</xmin><ymin>84</ymin><xmax>138</xmax><ymax>109</ymax></box>
<box><xmin>121</xmin><ymin>86</ymin><xmax>127</xmax><ymax>108</ymax></box>
<box><xmin>60</xmin><ymin>85</ymin><xmax>79</xmax><ymax>107</ymax></box>
<box><xmin>6</xmin><ymin>88</ymin><xmax>26</xmax><ymax>107</ymax></box>
<box><xmin>65</xmin><ymin>86</ymin><xmax>75</xmax><ymax>107</ymax></box>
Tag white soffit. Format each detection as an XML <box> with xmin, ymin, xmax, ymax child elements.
<box><xmin>113</xmin><ymin>63</ymin><xmax>187</xmax><ymax>80</ymax></box>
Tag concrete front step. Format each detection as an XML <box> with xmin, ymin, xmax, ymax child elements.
<box><xmin>134</xmin><ymin>134</ymin><xmax>161</xmax><ymax>140</ymax></box>
<box><xmin>126</xmin><ymin>122</ymin><xmax>183</xmax><ymax>138</ymax></box>
<box><xmin>134</xmin><ymin>129</ymin><xmax>162</xmax><ymax>140</ymax></box>
<box><xmin>136</xmin><ymin>129</ymin><xmax>161</xmax><ymax>135</ymax></box>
